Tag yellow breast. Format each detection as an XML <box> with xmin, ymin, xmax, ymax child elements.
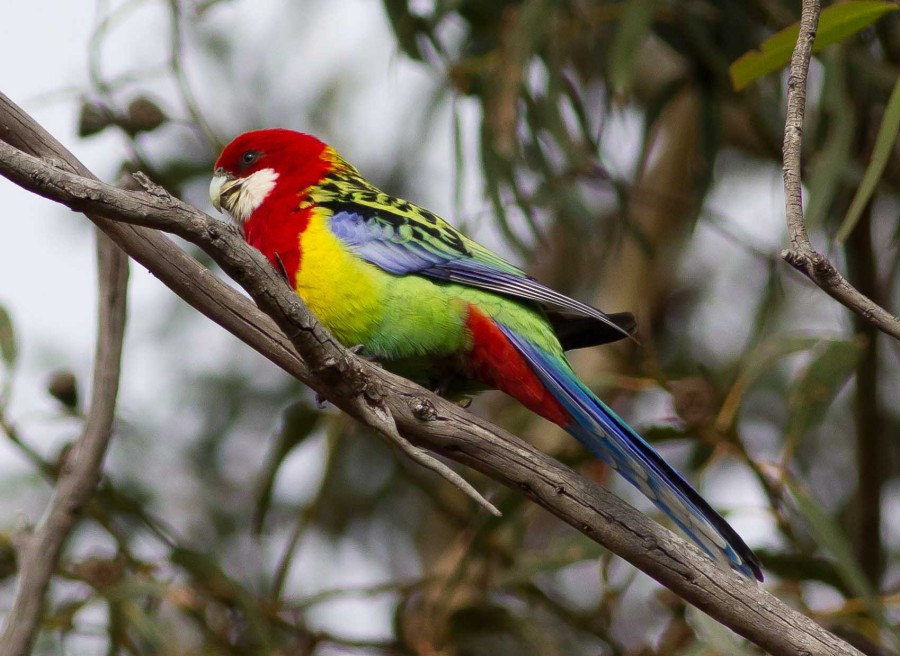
<box><xmin>295</xmin><ymin>211</ymin><xmax>384</xmax><ymax>345</ymax></box>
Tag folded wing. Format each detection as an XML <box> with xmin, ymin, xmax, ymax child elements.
<box><xmin>325</xmin><ymin>202</ymin><xmax>633</xmax><ymax>342</ymax></box>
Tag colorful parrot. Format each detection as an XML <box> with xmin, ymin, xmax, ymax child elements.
<box><xmin>209</xmin><ymin>129</ymin><xmax>762</xmax><ymax>581</ymax></box>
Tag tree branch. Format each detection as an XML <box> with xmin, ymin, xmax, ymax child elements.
<box><xmin>0</xmin><ymin>95</ymin><xmax>864</xmax><ymax>655</ymax></box>
<box><xmin>0</xmin><ymin>93</ymin><xmax>304</xmax><ymax>386</ymax></box>
<box><xmin>0</xmin><ymin>232</ymin><xmax>129</xmax><ymax>656</ymax></box>
<box><xmin>780</xmin><ymin>0</ymin><xmax>900</xmax><ymax>341</ymax></box>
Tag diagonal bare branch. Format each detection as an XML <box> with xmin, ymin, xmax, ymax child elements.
<box><xmin>135</xmin><ymin>172</ymin><xmax>500</xmax><ymax>518</ymax></box>
<box><xmin>781</xmin><ymin>0</ymin><xmax>900</xmax><ymax>341</ymax></box>
<box><xmin>0</xmin><ymin>92</ymin><xmax>302</xmax><ymax>381</ymax></box>
<box><xmin>0</xmin><ymin>94</ymin><xmax>865</xmax><ymax>655</ymax></box>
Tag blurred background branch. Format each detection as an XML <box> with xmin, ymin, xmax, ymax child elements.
<box><xmin>0</xmin><ymin>106</ymin><xmax>868</xmax><ymax>656</ymax></box>
<box><xmin>0</xmin><ymin>233</ymin><xmax>128</xmax><ymax>656</ymax></box>
<box><xmin>0</xmin><ymin>0</ymin><xmax>898</xmax><ymax>653</ymax></box>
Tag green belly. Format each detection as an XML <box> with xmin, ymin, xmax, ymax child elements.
<box><xmin>294</xmin><ymin>224</ymin><xmax>556</xmax><ymax>393</ymax></box>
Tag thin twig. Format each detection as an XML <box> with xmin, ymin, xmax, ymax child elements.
<box><xmin>0</xmin><ymin>91</ymin><xmax>304</xmax><ymax>385</ymax></box>
<box><xmin>144</xmin><ymin>171</ymin><xmax>501</xmax><ymax>516</ymax></box>
<box><xmin>0</xmin><ymin>99</ymin><xmax>867</xmax><ymax>655</ymax></box>
<box><xmin>166</xmin><ymin>0</ymin><xmax>221</xmax><ymax>149</ymax></box>
<box><xmin>286</xmin><ymin>577</ymin><xmax>431</xmax><ymax>610</ymax></box>
<box><xmin>346</xmin><ymin>384</ymin><xmax>501</xmax><ymax>517</ymax></box>
<box><xmin>0</xmin><ymin>233</ymin><xmax>129</xmax><ymax>656</ymax></box>
<box><xmin>781</xmin><ymin>0</ymin><xmax>900</xmax><ymax>341</ymax></box>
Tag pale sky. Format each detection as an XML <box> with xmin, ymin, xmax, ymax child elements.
<box><xmin>0</xmin><ymin>0</ymin><xmax>470</xmax><ymax>463</ymax></box>
<box><xmin>2</xmin><ymin>1</ymin><xmax>866</xmax><ymax>650</ymax></box>
<box><xmin>0</xmin><ymin>0</ymin><xmax>455</xmax><ymax>645</ymax></box>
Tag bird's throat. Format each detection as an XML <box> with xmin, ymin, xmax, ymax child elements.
<box><xmin>227</xmin><ymin>168</ymin><xmax>280</xmax><ymax>224</ymax></box>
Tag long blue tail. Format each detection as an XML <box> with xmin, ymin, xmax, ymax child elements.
<box><xmin>499</xmin><ymin>326</ymin><xmax>762</xmax><ymax>581</ymax></box>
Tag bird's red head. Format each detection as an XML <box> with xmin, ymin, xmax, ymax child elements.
<box><xmin>210</xmin><ymin>129</ymin><xmax>333</xmax><ymax>224</ymax></box>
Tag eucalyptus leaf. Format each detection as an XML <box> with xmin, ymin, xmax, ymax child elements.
<box><xmin>729</xmin><ymin>1</ymin><xmax>898</xmax><ymax>90</ymax></box>
<box><xmin>787</xmin><ymin>480</ymin><xmax>883</xmax><ymax>625</ymax></box>
<box><xmin>836</xmin><ymin>77</ymin><xmax>900</xmax><ymax>243</ymax></box>
<box><xmin>717</xmin><ymin>334</ymin><xmax>822</xmax><ymax>431</ymax></box>
<box><xmin>785</xmin><ymin>337</ymin><xmax>865</xmax><ymax>444</ymax></box>
<box><xmin>252</xmin><ymin>401</ymin><xmax>320</xmax><ymax>534</ymax></box>
<box><xmin>804</xmin><ymin>53</ymin><xmax>855</xmax><ymax>229</ymax></box>
<box><xmin>0</xmin><ymin>305</ymin><xmax>17</xmax><ymax>369</ymax></box>
<box><xmin>609</xmin><ymin>0</ymin><xmax>660</xmax><ymax>95</ymax></box>
<box><xmin>688</xmin><ymin>606</ymin><xmax>758</xmax><ymax>656</ymax></box>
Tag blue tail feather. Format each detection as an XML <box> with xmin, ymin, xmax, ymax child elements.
<box><xmin>497</xmin><ymin>325</ymin><xmax>762</xmax><ymax>581</ymax></box>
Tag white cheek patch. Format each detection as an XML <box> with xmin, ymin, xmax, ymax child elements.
<box><xmin>229</xmin><ymin>168</ymin><xmax>279</xmax><ymax>224</ymax></box>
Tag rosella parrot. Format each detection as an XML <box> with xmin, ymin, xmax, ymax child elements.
<box><xmin>209</xmin><ymin>129</ymin><xmax>762</xmax><ymax>581</ymax></box>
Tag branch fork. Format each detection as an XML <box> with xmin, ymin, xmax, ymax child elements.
<box><xmin>780</xmin><ymin>0</ymin><xmax>900</xmax><ymax>341</ymax></box>
<box><xmin>0</xmin><ymin>87</ymin><xmax>867</xmax><ymax>653</ymax></box>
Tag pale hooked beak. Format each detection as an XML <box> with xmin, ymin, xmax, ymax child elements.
<box><xmin>209</xmin><ymin>172</ymin><xmax>241</xmax><ymax>213</ymax></box>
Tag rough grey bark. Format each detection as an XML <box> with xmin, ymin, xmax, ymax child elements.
<box><xmin>0</xmin><ymin>107</ymin><xmax>864</xmax><ymax>655</ymax></box>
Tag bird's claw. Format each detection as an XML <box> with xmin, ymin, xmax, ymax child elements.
<box><xmin>315</xmin><ymin>393</ymin><xmax>329</xmax><ymax>410</ymax></box>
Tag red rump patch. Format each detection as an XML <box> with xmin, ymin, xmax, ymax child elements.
<box><xmin>465</xmin><ymin>306</ymin><xmax>570</xmax><ymax>427</ymax></box>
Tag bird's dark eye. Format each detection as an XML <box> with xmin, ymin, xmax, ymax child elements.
<box><xmin>240</xmin><ymin>150</ymin><xmax>260</xmax><ymax>167</ymax></box>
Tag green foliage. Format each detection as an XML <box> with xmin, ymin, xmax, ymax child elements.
<box><xmin>729</xmin><ymin>1</ymin><xmax>899</xmax><ymax>90</ymax></box>
<box><xmin>0</xmin><ymin>532</ymin><xmax>16</xmax><ymax>583</ymax></box>
<box><xmin>444</xmin><ymin>604</ymin><xmax>542</xmax><ymax>656</ymax></box>
<box><xmin>804</xmin><ymin>51</ymin><xmax>856</xmax><ymax>229</ymax></box>
<box><xmin>785</xmin><ymin>337</ymin><xmax>867</xmax><ymax>447</ymax></box>
<box><xmin>608</xmin><ymin>0</ymin><xmax>660</xmax><ymax>95</ymax></box>
<box><xmin>0</xmin><ymin>305</ymin><xmax>16</xmax><ymax>369</ymax></box>
<box><xmin>382</xmin><ymin>0</ymin><xmax>434</xmax><ymax>61</ymax></box>
<box><xmin>687</xmin><ymin>606</ymin><xmax>758</xmax><ymax>656</ymax></box>
<box><xmin>837</xmin><ymin>77</ymin><xmax>900</xmax><ymax>243</ymax></box>
<box><xmin>253</xmin><ymin>401</ymin><xmax>320</xmax><ymax>533</ymax></box>
<box><xmin>787</xmin><ymin>479</ymin><xmax>900</xmax><ymax>651</ymax></box>
<box><xmin>788</xmin><ymin>481</ymin><xmax>878</xmax><ymax>613</ymax></box>
<box><xmin>3</xmin><ymin>0</ymin><xmax>900</xmax><ymax>653</ymax></box>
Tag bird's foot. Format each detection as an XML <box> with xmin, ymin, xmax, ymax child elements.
<box><xmin>315</xmin><ymin>393</ymin><xmax>329</xmax><ymax>410</ymax></box>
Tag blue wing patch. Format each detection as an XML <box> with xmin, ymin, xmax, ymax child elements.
<box><xmin>328</xmin><ymin>210</ymin><xmax>630</xmax><ymax>340</ymax></box>
<box><xmin>330</xmin><ymin>210</ymin><xmax>445</xmax><ymax>274</ymax></box>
